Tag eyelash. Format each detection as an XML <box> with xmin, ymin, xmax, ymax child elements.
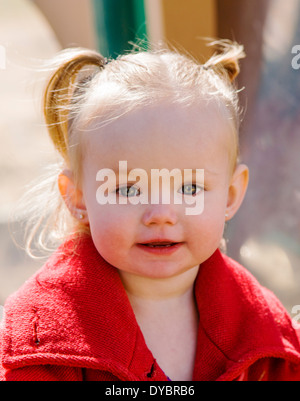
<box><xmin>178</xmin><ymin>184</ymin><xmax>203</xmax><ymax>196</ymax></box>
<box><xmin>116</xmin><ymin>186</ymin><xmax>141</xmax><ymax>198</ymax></box>
<box><xmin>115</xmin><ymin>184</ymin><xmax>204</xmax><ymax>198</ymax></box>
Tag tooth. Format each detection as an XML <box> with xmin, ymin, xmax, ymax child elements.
<box><xmin>147</xmin><ymin>244</ymin><xmax>173</xmax><ymax>248</ymax></box>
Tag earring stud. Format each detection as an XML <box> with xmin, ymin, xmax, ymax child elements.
<box><xmin>79</xmin><ymin>214</ymin><xmax>84</xmax><ymax>220</ymax></box>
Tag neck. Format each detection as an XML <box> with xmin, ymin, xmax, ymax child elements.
<box><xmin>118</xmin><ymin>265</ymin><xmax>200</xmax><ymax>311</ymax></box>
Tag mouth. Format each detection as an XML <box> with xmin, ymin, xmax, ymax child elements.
<box><xmin>140</xmin><ymin>242</ymin><xmax>180</xmax><ymax>248</ymax></box>
<box><xmin>136</xmin><ymin>240</ymin><xmax>184</xmax><ymax>254</ymax></box>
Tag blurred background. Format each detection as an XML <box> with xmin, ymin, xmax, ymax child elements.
<box><xmin>0</xmin><ymin>0</ymin><xmax>299</xmax><ymax>313</ymax></box>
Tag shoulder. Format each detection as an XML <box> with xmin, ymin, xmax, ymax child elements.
<box><xmin>0</xmin><ymin>240</ymin><xmax>76</xmax><ymax>368</ymax></box>
<box><xmin>0</xmin><ymin>234</ymin><xmax>142</xmax><ymax>380</ymax></box>
<box><xmin>216</xmin><ymin>251</ymin><xmax>298</xmax><ymax>334</ymax></box>
<box><xmin>197</xmin><ymin>250</ymin><xmax>300</xmax><ymax>375</ymax></box>
<box><xmin>219</xmin><ymin>252</ymin><xmax>297</xmax><ymax>328</ymax></box>
<box><xmin>0</xmin><ymin>235</ymin><xmax>100</xmax><ymax>371</ymax></box>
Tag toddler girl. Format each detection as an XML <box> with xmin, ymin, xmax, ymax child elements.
<box><xmin>1</xmin><ymin>41</ymin><xmax>300</xmax><ymax>381</ymax></box>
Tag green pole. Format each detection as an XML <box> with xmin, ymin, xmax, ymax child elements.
<box><xmin>92</xmin><ymin>0</ymin><xmax>148</xmax><ymax>58</ymax></box>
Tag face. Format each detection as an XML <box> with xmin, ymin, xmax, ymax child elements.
<box><xmin>80</xmin><ymin>100</ymin><xmax>235</xmax><ymax>279</ymax></box>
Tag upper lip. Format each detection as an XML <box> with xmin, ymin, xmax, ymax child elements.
<box><xmin>138</xmin><ymin>239</ymin><xmax>182</xmax><ymax>245</ymax></box>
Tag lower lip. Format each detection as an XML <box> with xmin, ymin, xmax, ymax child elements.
<box><xmin>136</xmin><ymin>243</ymin><xmax>184</xmax><ymax>255</ymax></box>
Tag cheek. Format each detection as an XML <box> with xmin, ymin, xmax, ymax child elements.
<box><xmin>87</xmin><ymin>205</ymin><xmax>137</xmax><ymax>266</ymax></box>
<box><xmin>82</xmin><ymin>180</ymin><xmax>130</xmax><ymax>260</ymax></box>
<box><xmin>187</xmin><ymin>215</ymin><xmax>225</xmax><ymax>264</ymax></box>
<box><xmin>188</xmin><ymin>213</ymin><xmax>225</xmax><ymax>243</ymax></box>
<box><xmin>186</xmin><ymin>194</ymin><xmax>227</xmax><ymax>249</ymax></box>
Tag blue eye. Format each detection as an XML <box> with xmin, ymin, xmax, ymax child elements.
<box><xmin>116</xmin><ymin>186</ymin><xmax>140</xmax><ymax>198</ymax></box>
<box><xmin>179</xmin><ymin>184</ymin><xmax>202</xmax><ymax>196</ymax></box>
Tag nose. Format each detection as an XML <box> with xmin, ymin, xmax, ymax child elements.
<box><xmin>141</xmin><ymin>204</ymin><xmax>178</xmax><ymax>226</ymax></box>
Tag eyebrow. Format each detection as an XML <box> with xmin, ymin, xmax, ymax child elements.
<box><xmin>107</xmin><ymin>164</ymin><xmax>218</xmax><ymax>176</ymax></box>
<box><xmin>109</xmin><ymin>165</ymin><xmax>136</xmax><ymax>174</ymax></box>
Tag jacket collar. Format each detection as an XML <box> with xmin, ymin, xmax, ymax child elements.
<box><xmin>2</xmin><ymin>234</ymin><xmax>300</xmax><ymax>381</ymax></box>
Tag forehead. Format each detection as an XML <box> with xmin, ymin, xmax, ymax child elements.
<box><xmin>82</xmin><ymin>100</ymin><xmax>235</xmax><ymax>171</ymax></box>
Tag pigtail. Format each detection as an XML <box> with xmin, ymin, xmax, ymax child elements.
<box><xmin>204</xmin><ymin>40</ymin><xmax>245</xmax><ymax>83</ymax></box>
<box><xmin>44</xmin><ymin>48</ymin><xmax>106</xmax><ymax>163</ymax></box>
<box><xmin>12</xmin><ymin>49</ymin><xmax>107</xmax><ymax>258</ymax></box>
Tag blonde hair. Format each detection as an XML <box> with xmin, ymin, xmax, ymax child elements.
<box><xmin>16</xmin><ymin>40</ymin><xmax>245</xmax><ymax>257</ymax></box>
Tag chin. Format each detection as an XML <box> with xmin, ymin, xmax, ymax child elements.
<box><xmin>130</xmin><ymin>262</ymin><xmax>194</xmax><ymax>280</ymax></box>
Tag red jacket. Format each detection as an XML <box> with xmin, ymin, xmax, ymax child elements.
<box><xmin>1</xmin><ymin>234</ymin><xmax>300</xmax><ymax>381</ymax></box>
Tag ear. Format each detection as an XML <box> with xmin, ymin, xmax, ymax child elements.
<box><xmin>58</xmin><ymin>169</ymin><xmax>89</xmax><ymax>224</ymax></box>
<box><xmin>225</xmin><ymin>164</ymin><xmax>249</xmax><ymax>221</ymax></box>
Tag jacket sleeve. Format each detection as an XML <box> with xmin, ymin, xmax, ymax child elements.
<box><xmin>296</xmin><ymin>327</ymin><xmax>300</xmax><ymax>345</ymax></box>
<box><xmin>242</xmin><ymin>358</ymin><xmax>300</xmax><ymax>381</ymax></box>
<box><xmin>1</xmin><ymin>365</ymin><xmax>83</xmax><ymax>381</ymax></box>
<box><xmin>0</xmin><ymin>325</ymin><xmax>82</xmax><ymax>381</ymax></box>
